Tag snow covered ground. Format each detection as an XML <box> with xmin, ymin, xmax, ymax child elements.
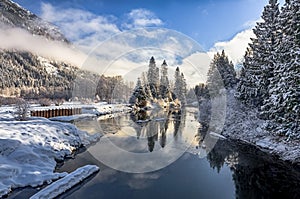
<box><xmin>30</xmin><ymin>165</ymin><xmax>99</xmax><ymax>199</ymax></box>
<box><xmin>217</xmin><ymin>90</ymin><xmax>300</xmax><ymax>163</ymax></box>
<box><xmin>0</xmin><ymin>119</ymin><xmax>100</xmax><ymax>197</ymax></box>
<box><xmin>0</xmin><ymin>102</ymin><xmax>131</xmax><ymax>197</ymax></box>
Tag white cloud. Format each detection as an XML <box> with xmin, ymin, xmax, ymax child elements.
<box><xmin>41</xmin><ymin>3</ymin><xmax>120</xmax><ymax>51</ymax></box>
<box><xmin>123</xmin><ymin>9</ymin><xmax>163</xmax><ymax>29</ymax></box>
<box><xmin>208</xmin><ymin>29</ymin><xmax>255</xmax><ymax>64</ymax></box>
<box><xmin>179</xmin><ymin>52</ymin><xmax>211</xmax><ymax>85</ymax></box>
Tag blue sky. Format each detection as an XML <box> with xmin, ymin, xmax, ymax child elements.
<box><xmin>13</xmin><ymin>0</ymin><xmax>277</xmax><ymax>50</ymax></box>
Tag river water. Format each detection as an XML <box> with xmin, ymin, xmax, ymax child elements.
<box><xmin>51</xmin><ymin>107</ymin><xmax>300</xmax><ymax>199</ymax></box>
<box><xmin>10</xmin><ymin>108</ymin><xmax>300</xmax><ymax>199</ymax></box>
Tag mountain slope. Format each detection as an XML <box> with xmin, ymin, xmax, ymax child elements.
<box><xmin>0</xmin><ymin>0</ymin><xmax>68</xmax><ymax>42</ymax></box>
<box><xmin>0</xmin><ymin>0</ymin><xmax>101</xmax><ymax>100</ymax></box>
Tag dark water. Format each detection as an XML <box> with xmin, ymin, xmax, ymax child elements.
<box><xmin>11</xmin><ymin>108</ymin><xmax>300</xmax><ymax>199</ymax></box>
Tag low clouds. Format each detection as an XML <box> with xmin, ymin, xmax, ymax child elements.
<box><xmin>0</xmin><ymin>27</ymin><xmax>87</xmax><ymax>67</ymax></box>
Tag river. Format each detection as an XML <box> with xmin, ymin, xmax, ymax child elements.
<box><xmin>53</xmin><ymin>107</ymin><xmax>300</xmax><ymax>199</ymax></box>
<box><xmin>10</xmin><ymin>107</ymin><xmax>300</xmax><ymax>198</ymax></box>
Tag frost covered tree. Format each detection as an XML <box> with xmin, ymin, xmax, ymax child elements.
<box><xmin>141</xmin><ymin>72</ymin><xmax>152</xmax><ymax>100</ymax></box>
<box><xmin>206</xmin><ymin>50</ymin><xmax>237</xmax><ymax>96</ymax></box>
<box><xmin>174</xmin><ymin>67</ymin><xmax>187</xmax><ymax>105</ymax></box>
<box><xmin>147</xmin><ymin>56</ymin><xmax>160</xmax><ymax>98</ymax></box>
<box><xmin>260</xmin><ymin>0</ymin><xmax>300</xmax><ymax>138</ymax></box>
<box><xmin>159</xmin><ymin>60</ymin><xmax>171</xmax><ymax>100</ymax></box>
<box><xmin>129</xmin><ymin>78</ymin><xmax>147</xmax><ymax>106</ymax></box>
<box><xmin>236</xmin><ymin>0</ymin><xmax>280</xmax><ymax>106</ymax></box>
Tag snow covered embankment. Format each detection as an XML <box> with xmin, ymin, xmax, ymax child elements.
<box><xmin>0</xmin><ymin>119</ymin><xmax>100</xmax><ymax>197</ymax></box>
<box><xmin>50</xmin><ymin>103</ymin><xmax>132</xmax><ymax>122</ymax></box>
<box><xmin>30</xmin><ymin>165</ymin><xmax>99</xmax><ymax>199</ymax></box>
<box><xmin>220</xmin><ymin>90</ymin><xmax>300</xmax><ymax>163</ymax></box>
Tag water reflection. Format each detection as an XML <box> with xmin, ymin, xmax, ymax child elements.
<box><xmin>52</xmin><ymin>112</ymin><xmax>300</xmax><ymax>199</ymax></box>
<box><xmin>196</xmin><ymin>123</ymin><xmax>300</xmax><ymax>198</ymax></box>
<box><xmin>86</xmin><ymin>108</ymin><xmax>196</xmax><ymax>173</ymax></box>
<box><xmin>99</xmin><ymin>108</ymin><xmax>189</xmax><ymax>153</ymax></box>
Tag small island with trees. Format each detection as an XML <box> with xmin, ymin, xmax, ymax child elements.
<box><xmin>129</xmin><ymin>56</ymin><xmax>187</xmax><ymax>112</ymax></box>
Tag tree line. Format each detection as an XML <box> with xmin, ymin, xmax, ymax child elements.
<box><xmin>196</xmin><ymin>0</ymin><xmax>299</xmax><ymax>140</ymax></box>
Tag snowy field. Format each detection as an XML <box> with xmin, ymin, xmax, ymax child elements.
<box><xmin>0</xmin><ymin>102</ymin><xmax>130</xmax><ymax>197</ymax></box>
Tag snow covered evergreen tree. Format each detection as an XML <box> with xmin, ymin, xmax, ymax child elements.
<box><xmin>147</xmin><ymin>56</ymin><xmax>160</xmax><ymax>98</ymax></box>
<box><xmin>206</xmin><ymin>50</ymin><xmax>237</xmax><ymax>96</ymax></box>
<box><xmin>236</xmin><ymin>0</ymin><xmax>280</xmax><ymax>106</ymax></box>
<box><xmin>141</xmin><ymin>72</ymin><xmax>152</xmax><ymax>100</ymax></box>
<box><xmin>261</xmin><ymin>0</ymin><xmax>300</xmax><ymax>139</ymax></box>
<box><xmin>129</xmin><ymin>78</ymin><xmax>147</xmax><ymax>106</ymax></box>
<box><xmin>174</xmin><ymin>67</ymin><xmax>187</xmax><ymax>105</ymax></box>
<box><xmin>159</xmin><ymin>60</ymin><xmax>171</xmax><ymax>100</ymax></box>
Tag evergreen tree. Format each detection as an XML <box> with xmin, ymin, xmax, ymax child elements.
<box><xmin>174</xmin><ymin>67</ymin><xmax>187</xmax><ymax>105</ymax></box>
<box><xmin>141</xmin><ymin>72</ymin><xmax>152</xmax><ymax>99</ymax></box>
<box><xmin>147</xmin><ymin>56</ymin><xmax>160</xmax><ymax>98</ymax></box>
<box><xmin>261</xmin><ymin>0</ymin><xmax>300</xmax><ymax>138</ymax></box>
<box><xmin>206</xmin><ymin>50</ymin><xmax>237</xmax><ymax>96</ymax></box>
<box><xmin>129</xmin><ymin>78</ymin><xmax>147</xmax><ymax>105</ymax></box>
<box><xmin>236</xmin><ymin>0</ymin><xmax>280</xmax><ymax>106</ymax></box>
<box><xmin>159</xmin><ymin>60</ymin><xmax>170</xmax><ymax>99</ymax></box>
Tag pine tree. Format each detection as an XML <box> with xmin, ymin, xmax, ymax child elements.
<box><xmin>236</xmin><ymin>0</ymin><xmax>280</xmax><ymax>106</ymax></box>
<box><xmin>261</xmin><ymin>0</ymin><xmax>300</xmax><ymax>138</ymax></box>
<box><xmin>235</xmin><ymin>48</ymin><xmax>260</xmax><ymax>104</ymax></box>
<box><xmin>147</xmin><ymin>56</ymin><xmax>160</xmax><ymax>98</ymax></box>
<box><xmin>159</xmin><ymin>60</ymin><xmax>170</xmax><ymax>99</ymax></box>
<box><xmin>206</xmin><ymin>50</ymin><xmax>237</xmax><ymax>96</ymax></box>
<box><xmin>129</xmin><ymin>78</ymin><xmax>147</xmax><ymax>106</ymax></box>
<box><xmin>174</xmin><ymin>67</ymin><xmax>187</xmax><ymax>105</ymax></box>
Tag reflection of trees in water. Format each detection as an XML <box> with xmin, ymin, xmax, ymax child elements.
<box><xmin>205</xmin><ymin>138</ymin><xmax>300</xmax><ymax>198</ymax></box>
<box><xmin>172</xmin><ymin>109</ymin><xmax>186</xmax><ymax>140</ymax></box>
<box><xmin>97</xmin><ymin>116</ymin><xmax>122</xmax><ymax>134</ymax></box>
<box><xmin>130</xmin><ymin>108</ymin><xmax>187</xmax><ymax>152</ymax></box>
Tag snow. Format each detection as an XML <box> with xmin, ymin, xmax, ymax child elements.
<box><xmin>209</xmin><ymin>132</ymin><xmax>226</xmax><ymax>140</ymax></box>
<box><xmin>37</xmin><ymin>57</ymin><xmax>58</xmax><ymax>75</ymax></box>
<box><xmin>0</xmin><ymin>102</ymin><xmax>131</xmax><ymax>197</ymax></box>
<box><xmin>49</xmin><ymin>114</ymin><xmax>97</xmax><ymax>122</ymax></box>
<box><xmin>0</xmin><ymin>119</ymin><xmax>100</xmax><ymax>197</ymax></box>
<box><xmin>30</xmin><ymin>165</ymin><xmax>99</xmax><ymax>199</ymax></box>
<box><xmin>217</xmin><ymin>89</ymin><xmax>300</xmax><ymax>163</ymax></box>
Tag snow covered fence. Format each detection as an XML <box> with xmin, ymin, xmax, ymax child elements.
<box><xmin>30</xmin><ymin>165</ymin><xmax>99</xmax><ymax>199</ymax></box>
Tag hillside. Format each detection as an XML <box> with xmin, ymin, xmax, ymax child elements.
<box><xmin>0</xmin><ymin>0</ymin><xmax>68</xmax><ymax>42</ymax></box>
<box><xmin>0</xmin><ymin>0</ymin><xmax>100</xmax><ymax>101</ymax></box>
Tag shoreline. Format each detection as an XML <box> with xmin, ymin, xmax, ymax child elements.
<box><xmin>218</xmin><ymin>91</ymin><xmax>300</xmax><ymax>165</ymax></box>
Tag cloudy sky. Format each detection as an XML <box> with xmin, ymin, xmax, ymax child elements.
<box><xmin>12</xmin><ymin>0</ymin><xmax>285</xmax><ymax>85</ymax></box>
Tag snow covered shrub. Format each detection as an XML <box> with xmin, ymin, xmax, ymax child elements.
<box><xmin>15</xmin><ymin>98</ymin><xmax>30</xmax><ymax>121</ymax></box>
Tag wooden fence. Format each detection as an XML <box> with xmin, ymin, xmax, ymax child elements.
<box><xmin>30</xmin><ymin>108</ymin><xmax>82</xmax><ymax>118</ymax></box>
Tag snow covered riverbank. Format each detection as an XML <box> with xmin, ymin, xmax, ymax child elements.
<box><xmin>217</xmin><ymin>91</ymin><xmax>300</xmax><ymax>164</ymax></box>
<box><xmin>0</xmin><ymin>118</ymin><xmax>100</xmax><ymax>197</ymax></box>
<box><xmin>0</xmin><ymin>102</ymin><xmax>131</xmax><ymax>197</ymax></box>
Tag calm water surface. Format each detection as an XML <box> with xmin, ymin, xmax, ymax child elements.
<box><xmin>11</xmin><ymin>108</ymin><xmax>300</xmax><ymax>199</ymax></box>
